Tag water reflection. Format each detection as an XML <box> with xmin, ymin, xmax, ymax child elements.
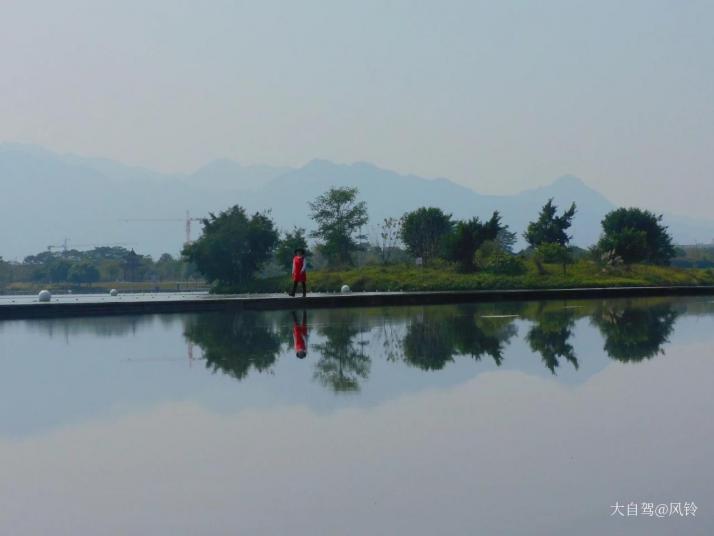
<box><xmin>178</xmin><ymin>298</ymin><xmax>686</xmax><ymax>391</ymax></box>
<box><xmin>312</xmin><ymin>310</ymin><xmax>371</xmax><ymax>392</ymax></box>
<box><xmin>590</xmin><ymin>300</ymin><xmax>680</xmax><ymax>362</ymax></box>
<box><xmin>20</xmin><ymin>314</ymin><xmax>164</xmax><ymax>338</ymax></box>
<box><xmin>402</xmin><ymin>309</ymin><xmax>517</xmax><ymax>370</ymax></box>
<box><xmin>183</xmin><ymin>313</ymin><xmax>282</xmax><ymax>380</ymax></box>
<box><xmin>291</xmin><ymin>311</ymin><xmax>309</xmax><ymax>359</ymax></box>
<box><xmin>3</xmin><ymin>296</ymin><xmax>712</xmax><ymax>536</ymax></box>
<box><xmin>526</xmin><ymin>308</ymin><xmax>579</xmax><ymax>374</ymax></box>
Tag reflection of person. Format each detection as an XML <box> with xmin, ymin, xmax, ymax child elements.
<box><xmin>289</xmin><ymin>248</ymin><xmax>307</xmax><ymax>297</ymax></box>
<box><xmin>292</xmin><ymin>310</ymin><xmax>309</xmax><ymax>359</ymax></box>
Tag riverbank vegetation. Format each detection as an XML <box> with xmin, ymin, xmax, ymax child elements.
<box><xmin>240</xmin><ymin>261</ymin><xmax>714</xmax><ymax>293</ymax></box>
<box><xmin>0</xmin><ymin>246</ymin><xmax>202</xmax><ymax>293</ymax></box>
<box><xmin>3</xmin><ymin>185</ymin><xmax>712</xmax><ymax>295</ymax></box>
<box><xmin>183</xmin><ymin>185</ymin><xmax>707</xmax><ymax>293</ymax></box>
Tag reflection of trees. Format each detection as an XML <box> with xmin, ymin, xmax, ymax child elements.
<box><xmin>374</xmin><ymin>314</ymin><xmax>404</xmax><ymax>363</ymax></box>
<box><xmin>183</xmin><ymin>312</ymin><xmax>281</xmax><ymax>380</ymax></box>
<box><xmin>452</xmin><ymin>315</ymin><xmax>517</xmax><ymax>366</ymax></box>
<box><xmin>402</xmin><ymin>314</ymin><xmax>454</xmax><ymax>370</ymax></box>
<box><xmin>526</xmin><ymin>310</ymin><xmax>578</xmax><ymax>374</ymax></box>
<box><xmin>24</xmin><ymin>315</ymin><xmax>160</xmax><ymax>339</ymax></box>
<box><xmin>592</xmin><ymin>301</ymin><xmax>679</xmax><ymax>362</ymax></box>
<box><xmin>402</xmin><ymin>307</ymin><xmax>517</xmax><ymax>370</ymax></box>
<box><xmin>312</xmin><ymin>313</ymin><xmax>370</xmax><ymax>392</ymax></box>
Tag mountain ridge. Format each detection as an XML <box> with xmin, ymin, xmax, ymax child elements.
<box><xmin>0</xmin><ymin>143</ymin><xmax>712</xmax><ymax>260</ymax></box>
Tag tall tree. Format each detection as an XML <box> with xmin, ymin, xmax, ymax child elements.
<box><xmin>524</xmin><ymin>199</ymin><xmax>577</xmax><ymax>248</ymax></box>
<box><xmin>182</xmin><ymin>206</ymin><xmax>279</xmax><ymax>289</ymax></box>
<box><xmin>446</xmin><ymin>212</ymin><xmax>503</xmax><ymax>272</ymax></box>
<box><xmin>122</xmin><ymin>249</ymin><xmax>143</xmax><ymax>282</ymax></box>
<box><xmin>400</xmin><ymin>207</ymin><xmax>453</xmax><ymax>265</ymax></box>
<box><xmin>275</xmin><ymin>227</ymin><xmax>309</xmax><ymax>268</ymax></box>
<box><xmin>496</xmin><ymin>228</ymin><xmax>518</xmax><ymax>253</ymax></box>
<box><xmin>309</xmin><ymin>187</ymin><xmax>368</xmax><ymax>267</ymax></box>
<box><xmin>0</xmin><ymin>257</ymin><xmax>12</xmax><ymax>286</ymax></box>
<box><xmin>374</xmin><ymin>217</ymin><xmax>401</xmax><ymax>265</ymax></box>
<box><xmin>596</xmin><ymin>208</ymin><xmax>676</xmax><ymax>265</ymax></box>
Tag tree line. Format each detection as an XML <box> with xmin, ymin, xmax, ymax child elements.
<box><xmin>0</xmin><ymin>247</ymin><xmax>199</xmax><ymax>287</ymax></box>
<box><xmin>182</xmin><ymin>185</ymin><xmax>677</xmax><ymax>289</ymax></box>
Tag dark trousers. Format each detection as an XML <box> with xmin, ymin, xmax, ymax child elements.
<box><xmin>291</xmin><ymin>281</ymin><xmax>306</xmax><ymax>297</ymax></box>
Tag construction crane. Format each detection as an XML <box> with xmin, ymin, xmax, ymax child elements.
<box><xmin>47</xmin><ymin>239</ymin><xmax>134</xmax><ymax>254</ymax></box>
<box><xmin>119</xmin><ymin>210</ymin><xmax>203</xmax><ymax>246</ymax></box>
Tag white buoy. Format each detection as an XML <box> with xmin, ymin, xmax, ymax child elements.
<box><xmin>38</xmin><ymin>289</ymin><xmax>52</xmax><ymax>302</ymax></box>
<box><xmin>341</xmin><ymin>284</ymin><xmax>351</xmax><ymax>293</ymax></box>
<box><xmin>109</xmin><ymin>289</ymin><xmax>119</xmax><ymax>296</ymax></box>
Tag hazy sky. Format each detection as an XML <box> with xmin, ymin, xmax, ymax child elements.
<box><xmin>1</xmin><ymin>0</ymin><xmax>712</xmax><ymax>217</ymax></box>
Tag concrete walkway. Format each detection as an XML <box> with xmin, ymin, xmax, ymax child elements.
<box><xmin>1</xmin><ymin>286</ymin><xmax>714</xmax><ymax>320</ymax></box>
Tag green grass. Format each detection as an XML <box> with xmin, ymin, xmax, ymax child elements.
<box><xmin>244</xmin><ymin>260</ymin><xmax>714</xmax><ymax>293</ymax></box>
<box><xmin>9</xmin><ymin>262</ymin><xmax>712</xmax><ymax>295</ymax></box>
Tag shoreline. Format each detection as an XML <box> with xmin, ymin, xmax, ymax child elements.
<box><xmin>1</xmin><ymin>285</ymin><xmax>714</xmax><ymax>320</ymax></box>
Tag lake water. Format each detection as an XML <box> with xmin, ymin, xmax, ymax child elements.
<box><xmin>1</xmin><ymin>296</ymin><xmax>711</xmax><ymax>535</ymax></box>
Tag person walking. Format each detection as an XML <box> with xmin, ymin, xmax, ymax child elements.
<box><xmin>289</xmin><ymin>248</ymin><xmax>307</xmax><ymax>297</ymax></box>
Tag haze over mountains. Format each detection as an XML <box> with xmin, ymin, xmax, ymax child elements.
<box><xmin>1</xmin><ymin>143</ymin><xmax>712</xmax><ymax>260</ymax></box>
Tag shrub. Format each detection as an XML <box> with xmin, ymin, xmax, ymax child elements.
<box><xmin>484</xmin><ymin>253</ymin><xmax>527</xmax><ymax>275</ymax></box>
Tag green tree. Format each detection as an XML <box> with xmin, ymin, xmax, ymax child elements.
<box><xmin>596</xmin><ymin>208</ymin><xmax>676</xmax><ymax>265</ymax></box>
<box><xmin>445</xmin><ymin>212</ymin><xmax>503</xmax><ymax>272</ymax></box>
<box><xmin>535</xmin><ymin>243</ymin><xmax>574</xmax><ymax>275</ymax></box>
<box><xmin>524</xmin><ymin>199</ymin><xmax>577</xmax><ymax>248</ymax></box>
<box><xmin>67</xmin><ymin>261</ymin><xmax>100</xmax><ymax>285</ymax></box>
<box><xmin>0</xmin><ymin>257</ymin><xmax>11</xmax><ymax>287</ymax></box>
<box><xmin>35</xmin><ymin>258</ymin><xmax>72</xmax><ymax>283</ymax></box>
<box><xmin>375</xmin><ymin>217</ymin><xmax>401</xmax><ymax>264</ymax></box>
<box><xmin>309</xmin><ymin>187</ymin><xmax>368</xmax><ymax>267</ymax></box>
<box><xmin>154</xmin><ymin>253</ymin><xmax>182</xmax><ymax>281</ymax></box>
<box><xmin>182</xmin><ymin>206</ymin><xmax>279</xmax><ymax>289</ymax></box>
<box><xmin>400</xmin><ymin>207</ymin><xmax>452</xmax><ymax>265</ymax></box>
<box><xmin>122</xmin><ymin>249</ymin><xmax>143</xmax><ymax>282</ymax></box>
<box><xmin>99</xmin><ymin>260</ymin><xmax>123</xmax><ymax>281</ymax></box>
<box><xmin>275</xmin><ymin>227</ymin><xmax>309</xmax><ymax>268</ymax></box>
<box><xmin>496</xmin><ymin>228</ymin><xmax>518</xmax><ymax>253</ymax></box>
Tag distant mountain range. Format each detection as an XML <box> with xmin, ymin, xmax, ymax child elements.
<box><xmin>1</xmin><ymin>143</ymin><xmax>712</xmax><ymax>260</ymax></box>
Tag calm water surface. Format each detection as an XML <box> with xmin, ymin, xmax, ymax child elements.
<box><xmin>1</xmin><ymin>297</ymin><xmax>712</xmax><ymax>535</ymax></box>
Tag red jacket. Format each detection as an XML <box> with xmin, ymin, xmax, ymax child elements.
<box><xmin>292</xmin><ymin>255</ymin><xmax>306</xmax><ymax>282</ymax></box>
<box><xmin>293</xmin><ymin>322</ymin><xmax>308</xmax><ymax>353</ymax></box>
